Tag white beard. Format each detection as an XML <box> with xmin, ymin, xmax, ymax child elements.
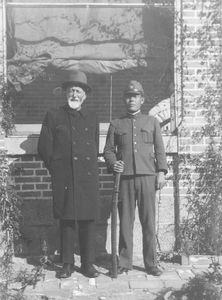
<box><xmin>68</xmin><ymin>98</ymin><xmax>82</xmax><ymax>110</ymax></box>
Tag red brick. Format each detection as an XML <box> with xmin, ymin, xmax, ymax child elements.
<box><xmin>15</xmin><ymin>177</ymin><xmax>41</xmax><ymax>183</ymax></box>
<box><xmin>36</xmin><ymin>184</ymin><xmax>49</xmax><ymax>190</ymax></box>
<box><xmin>21</xmin><ymin>170</ymin><xmax>34</xmax><ymax>176</ymax></box>
<box><xmin>43</xmin><ymin>191</ymin><xmax>52</xmax><ymax>197</ymax></box>
<box><xmin>17</xmin><ymin>191</ymin><xmax>41</xmax><ymax>197</ymax></box>
<box><xmin>35</xmin><ymin>169</ymin><xmax>48</xmax><ymax>175</ymax></box>
<box><xmin>99</xmin><ymin>175</ymin><xmax>114</xmax><ymax>182</ymax></box>
<box><xmin>100</xmin><ymin>168</ymin><xmax>110</xmax><ymax>175</ymax></box>
<box><xmin>22</xmin><ymin>184</ymin><xmax>35</xmax><ymax>190</ymax></box>
<box><xmin>42</xmin><ymin>176</ymin><xmax>52</xmax><ymax>183</ymax></box>
<box><xmin>102</xmin><ymin>182</ymin><xmax>114</xmax><ymax>189</ymax></box>
<box><xmin>21</xmin><ymin>156</ymin><xmax>35</xmax><ymax>162</ymax></box>
<box><xmin>14</xmin><ymin>162</ymin><xmax>41</xmax><ymax>169</ymax></box>
<box><xmin>34</xmin><ymin>156</ymin><xmax>42</xmax><ymax>162</ymax></box>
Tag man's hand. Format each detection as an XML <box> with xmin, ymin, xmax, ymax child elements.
<box><xmin>156</xmin><ymin>172</ymin><xmax>165</xmax><ymax>190</ymax></box>
<box><xmin>113</xmin><ymin>160</ymin><xmax>125</xmax><ymax>173</ymax></box>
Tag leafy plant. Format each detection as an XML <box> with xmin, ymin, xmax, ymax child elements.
<box><xmin>155</xmin><ymin>259</ymin><xmax>222</xmax><ymax>300</ymax></box>
<box><xmin>1</xmin><ymin>84</ymin><xmax>16</xmax><ymax>136</ymax></box>
<box><xmin>179</xmin><ymin>0</ymin><xmax>222</xmax><ymax>256</ymax></box>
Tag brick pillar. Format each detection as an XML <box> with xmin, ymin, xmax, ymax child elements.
<box><xmin>176</xmin><ymin>0</ymin><xmax>220</xmax><ymax>236</ymax></box>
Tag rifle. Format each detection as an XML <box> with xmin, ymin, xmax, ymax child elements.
<box><xmin>111</xmin><ymin>172</ymin><xmax>121</xmax><ymax>278</ymax></box>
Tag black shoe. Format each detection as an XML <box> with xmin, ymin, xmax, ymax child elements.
<box><xmin>80</xmin><ymin>264</ymin><xmax>99</xmax><ymax>278</ymax></box>
<box><xmin>117</xmin><ymin>267</ymin><xmax>130</xmax><ymax>275</ymax></box>
<box><xmin>146</xmin><ymin>266</ymin><xmax>162</xmax><ymax>276</ymax></box>
<box><xmin>57</xmin><ymin>263</ymin><xmax>74</xmax><ymax>279</ymax></box>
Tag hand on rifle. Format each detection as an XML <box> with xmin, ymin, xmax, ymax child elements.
<box><xmin>113</xmin><ymin>160</ymin><xmax>124</xmax><ymax>173</ymax></box>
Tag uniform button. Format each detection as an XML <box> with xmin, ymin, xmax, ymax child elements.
<box><xmin>86</xmin><ymin>157</ymin><xmax>90</xmax><ymax>160</ymax></box>
<box><xmin>65</xmin><ymin>186</ymin><xmax>68</xmax><ymax>190</ymax></box>
<box><xmin>72</xmin><ymin>126</ymin><xmax>76</xmax><ymax>130</ymax></box>
<box><xmin>73</xmin><ymin>157</ymin><xmax>78</xmax><ymax>160</ymax></box>
<box><xmin>73</xmin><ymin>141</ymin><xmax>76</xmax><ymax>145</ymax></box>
<box><xmin>88</xmin><ymin>172</ymin><xmax>92</xmax><ymax>175</ymax></box>
<box><xmin>85</xmin><ymin>128</ymin><xmax>88</xmax><ymax>131</ymax></box>
<box><xmin>134</xmin><ymin>141</ymin><xmax>137</xmax><ymax>144</ymax></box>
<box><xmin>134</xmin><ymin>149</ymin><xmax>138</xmax><ymax>153</ymax></box>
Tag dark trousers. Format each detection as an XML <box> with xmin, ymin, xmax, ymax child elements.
<box><xmin>118</xmin><ymin>175</ymin><xmax>157</xmax><ymax>269</ymax></box>
<box><xmin>60</xmin><ymin>220</ymin><xmax>96</xmax><ymax>266</ymax></box>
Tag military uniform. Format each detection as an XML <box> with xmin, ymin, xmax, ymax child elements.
<box><xmin>104</xmin><ymin>112</ymin><xmax>167</xmax><ymax>270</ymax></box>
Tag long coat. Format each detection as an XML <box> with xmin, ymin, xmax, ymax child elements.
<box><xmin>104</xmin><ymin>113</ymin><xmax>168</xmax><ymax>175</ymax></box>
<box><xmin>38</xmin><ymin>104</ymin><xmax>99</xmax><ymax>220</ymax></box>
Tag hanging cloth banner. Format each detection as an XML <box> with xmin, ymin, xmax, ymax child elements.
<box><xmin>6</xmin><ymin>6</ymin><xmax>173</xmax><ymax>92</ymax></box>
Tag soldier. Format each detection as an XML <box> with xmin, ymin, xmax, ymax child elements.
<box><xmin>38</xmin><ymin>70</ymin><xmax>99</xmax><ymax>278</ymax></box>
<box><xmin>104</xmin><ymin>80</ymin><xmax>168</xmax><ymax>276</ymax></box>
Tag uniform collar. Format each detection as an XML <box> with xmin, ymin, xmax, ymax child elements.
<box><xmin>63</xmin><ymin>104</ymin><xmax>87</xmax><ymax>118</ymax></box>
<box><xmin>126</xmin><ymin>110</ymin><xmax>142</xmax><ymax>119</ymax></box>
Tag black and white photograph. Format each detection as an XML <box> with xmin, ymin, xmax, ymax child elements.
<box><xmin>0</xmin><ymin>0</ymin><xmax>222</xmax><ymax>299</ymax></box>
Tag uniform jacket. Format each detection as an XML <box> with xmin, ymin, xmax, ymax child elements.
<box><xmin>38</xmin><ymin>104</ymin><xmax>99</xmax><ymax>220</ymax></box>
<box><xmin>103</xmin><ymin>112</ymin><xmax>168</xmax><ymax>175</ymax></box>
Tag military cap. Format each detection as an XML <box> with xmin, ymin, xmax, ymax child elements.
<box><xmin>124</xmin><ymin>80</ymin><xmax>144</xmax><ymax>96</ymax></box>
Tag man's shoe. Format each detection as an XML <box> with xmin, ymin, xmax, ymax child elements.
<box><xmin>146</xmin><ymin>266</ymin><xmax>162</xmax><ymax>276</ymax></box>
<box><xmin>117</xmin><ymin>267</ymin><xmax>130</xmax><ymax>275</ymax></box>
<box><xmin>58</xmin><ymin>263</ymin><xmax>74</xmax><ymax>279</ymax></box>
<box><xmin>80</xmin><ymin>264</ymin><xmax>99</xmax><ymax>278</ymax></box>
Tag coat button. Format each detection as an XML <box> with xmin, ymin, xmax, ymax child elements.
<box><xmin>73</xmin><ymin>157</ymin><xmax>78</xmax><ymax>160</ymax></box>
<box><xmin>86</xmin><ymin>157</ymin><xmax>90</xmax><ymax>160</ymax></box>
<box><xmin>85</xmin><ymin>128</ymin><xmax>88</xmax><ymax>131</ymax></box>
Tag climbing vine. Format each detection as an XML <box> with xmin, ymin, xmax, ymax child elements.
<box><xmin>1</xmin><ymin>84</ymin><xmax>16</xmax><ymax>136</ymax></box>
<box><xmin>179</xmin><ymin>0</ymin><xmax>222</xmax><ymax>256</ymax></box>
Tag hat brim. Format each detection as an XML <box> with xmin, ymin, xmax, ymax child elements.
<box><xmin>62</xmin><ymin>81</ymin><xmax>91</xmax><ymax>94</ymax></box>
<box><xmin>124</xmin><ymin>91</ymin><xmax>143</xmax><ymax>96</ymax></box>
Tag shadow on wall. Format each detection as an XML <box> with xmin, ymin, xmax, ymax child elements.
<box><xmin>13</xmin><ymin>135</ymin><xmax>112</xmax><ymax>261</ymax></box>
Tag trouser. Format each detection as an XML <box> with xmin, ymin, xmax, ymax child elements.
<box><xmin>118</xmin><ymin>175</ymin><xmax>157</xmax><ymax>270</ymax></box>
<box><xmin>60</xmin><ymin>219</ymin><xmax>96</xmax><ymax>266</ymax></box>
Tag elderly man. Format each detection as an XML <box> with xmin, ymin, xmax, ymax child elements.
<box><xmin>38</xmin><ymin>70</ymin><xmax>99</xmax><ymax>278</ymax></box>
<box><xmin>104</xmin><ymin>80</ymin><xmax>168</xmax><ymax>276</ymax></box>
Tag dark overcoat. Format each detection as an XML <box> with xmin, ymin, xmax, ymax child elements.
<box><xmin>38</xmin><ymin>104</ymin><xmax>99</xmax><ymax>220</ymax></box>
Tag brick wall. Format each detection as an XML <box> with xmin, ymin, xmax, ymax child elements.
<box><xmin>11</xmin><ymin>156</ymin><xmax>115</xmax><ymax>255</ymax></box>
<box><xmin>177</xmin><ymin>0</ymin><xmax>221</xmax><ymax>222</ymax></box>
<box><xmin>179</xmin><ymin>0</ymin><xmax>220</xmax><ymax>154</ymax></box>
<box><xmin>10</xmin><ymin>154</ymin><xmax>174</xmax><ymax>256</ymax></box>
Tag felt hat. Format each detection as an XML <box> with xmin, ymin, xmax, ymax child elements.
<box><xmin>62</xmin><ymin>70</ymin><xmax>91</xmax><ymax>94</ymax></box>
